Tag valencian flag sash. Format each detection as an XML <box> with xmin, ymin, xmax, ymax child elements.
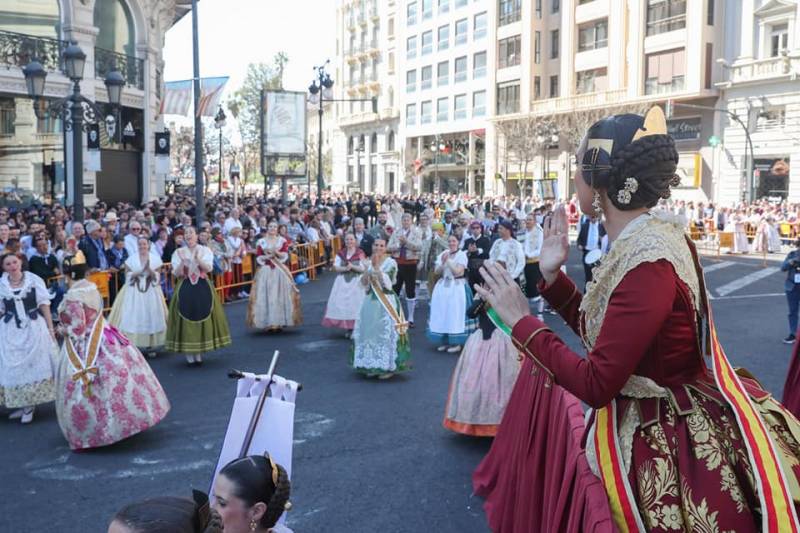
<box><xmin>592</xmin><ymin>240</ymin><xmax>800</xmax><ymax>533</ymax></box>
<box><xmin>369</xmin><ymin>276</ymin><xmax>409</xmax><ymax>339</ymax></box>
<box><xmin>65</xmin><ymin>315</ymin><xmax>105</xmax><ymax>398</ymax></box>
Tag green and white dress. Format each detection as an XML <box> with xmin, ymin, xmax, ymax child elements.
<box><xmin>351</xmin><ymin>257</ymin><xmax>411</xmax><ymax>375</ymax></box>
<box><xmin>165</xmin><ymin>245</ymin><xmax>232</xmax><ymax>354</ymax></box>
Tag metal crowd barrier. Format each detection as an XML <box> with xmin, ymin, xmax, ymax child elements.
<box><xmin>47</xmin><ymin>236</ymin><xmax>342</xmax><ymax>313</ymax></box>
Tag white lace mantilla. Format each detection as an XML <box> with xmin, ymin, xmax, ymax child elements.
<box><xmin>578</xmin><ymin>211</ymin><xmax>701</xmax><ymax>350</ymax></box>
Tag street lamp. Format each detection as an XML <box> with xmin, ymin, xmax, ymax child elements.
<box><xmin>309</xmin><ymin>60</ymin><xmax>334</xmax><ymax>198</ymax></box>
<box><xmin>214</xmin><ymin>106</ymin><xmax>226</xmax><ymax>194</ymax></box>
<box><xmin>22</xmin><ymin>42</ymin><xmax>124</xmax><ymax>222</ymax></box>
<box><xmin>430</xmin><ymin>135</ymin><xmax>445</xmax><ymax>194</ymax></box>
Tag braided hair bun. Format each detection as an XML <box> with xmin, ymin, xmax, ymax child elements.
<box><xmin>580</xmin><ymin>108</ymin><xmax>680</xmax><ymax>211</ymax></box>
<box><xmin>218</xmin><ymin>454</ymin><xmax>292</xmax><ymax>529</ymax></box>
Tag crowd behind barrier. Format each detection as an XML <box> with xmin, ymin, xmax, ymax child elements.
<box><xmin>46</xmin><ymin>237</ymin><xmax>341</xmax><ymax>313</ymax></box>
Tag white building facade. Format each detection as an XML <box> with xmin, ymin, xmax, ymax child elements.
<box><xmin>330</xmin><ymin>0</ymin><xmax>402</xmax><ymax>195</ymax></box>
<box><xmin>716</xmin><ymin>0</ymin><xmax>800</xmax><ymax>206</ymax></box>
<box><xmin>0</xmin><ymin>0</ymin><xmax>189</xmax><ymax>206</ymax></box>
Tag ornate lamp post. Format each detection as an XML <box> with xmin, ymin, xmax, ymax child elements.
<box><xmin>23</xmin><ymin>42</ymin><xmax>124</xmax><ymax>222</ymax></box>
<box><xmin>308</xmin><ymin>61</ymin><xmax>334</xmax><ymax>198</ymax></box>
<box><xmin>214</xmin><ymin>106</ymin><xmax>226</xmax><ymax>194</ymax></box>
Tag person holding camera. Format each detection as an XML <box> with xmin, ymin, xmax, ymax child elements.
<box><xmin>781</xmin><ymin>238</ymin><xmax>800</xmax><ymax>343</ymax></box>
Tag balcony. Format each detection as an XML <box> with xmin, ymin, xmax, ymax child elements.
<box><xmin>0</xmin><ymin>30</ymin><xmax>67</xmax><ymax>74</ymax></box>
<box><xmin>726</xmin><ymin>55</ymin><xmax>799</xmax><ymax>86</ymax></box>
<box><xmin>529</xmin><ymin>88</ymin><xmax>627</xmax><ymax>115</ymax></box>
<box><xmin>347</xmin><ymin>17</ymin><xmax>357</xmax><ymax>31</ymax></box>
<box><xmin>95</xmin><ymin>47</ymin><xmax>144</xmax><ymax>90</ymax></box>
<box><xmin>368</xmin><ymin>39</ymin><xmax>380</xmax><ymax>55</ymax></box>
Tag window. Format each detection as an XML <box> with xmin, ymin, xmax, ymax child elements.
<box><xmin>406</xmin><ymin>69</ymin><xmax>417</xmax><ymax>92</ymax></box>
<box><xmin>455</xmin><ymin>56</ymin><xmax>468</xmax><ymax>83</ymax></box>
<box><xmin>455</xmin><ymin>18</ymin><xmax>468</xmax><ymax>45</ymax></box>
<box><xmin>421</xmin><ymin>100</ymin><xmax>432</xmax><ymax>124</ymax></box>
<box><xmin>646</xmin><ymin>0</ymin><xmax>686</xmax><ymax>36</ymax></box>
<box><xmin>422</xmin><ymin>0</ymin><xmax>432</xmax><ymax>19</ymax></box>
<box><xmin>549</xmin><ymin>75</ymin><xmax>559</xmax><ymax>97</ymax></box>
<box><xmin>456</xmin><ymin>0</ymin><xmax>467</xmax><ymax>7</ymax></box>
<box><xmin>439</xmin><ymin>0</ymin><xmax>449</xmax><ymax>14</ymax></box>
<box><xmin>437</xmin><ymin>61</ymin><xmax>449</xmax><ymax>86</ymax></box>
<box><xmin>578</xmin><ymin>0</ymin><xmax>594</xmax><ymax>3</ymax></box>
<box><xmin>497</xmin><ymin>81</ymin><xmax>520</xmax><ymax>114</ymax></box>
<box><xmin>578</xmin><ymin>19</ymin><xmax>607</xmax><ymax>51</ymax></box>
<box><xmin>388</xmin><ymin>17</ymin><xmax>395</xmax><ymax>37</ymax></box>
<box><xmin>406</xmin><ymin>103</ymin><xmax>417</xmax><ymax>125</ymax></box>
<box><xmin>533</xmin><ymin>76</ymin><xmax>541</xmax><ymax>99</ymax></box>
<box><xmin>407</xmin><ymin>1</ymin><xmax>417</xmax><ymax>25</ymax></box>
<box><xmin>421</xmin><ymin>65</ymin><xmax>433</xmax><ymax>90</ymax></box>
<box><xmin>438</xmin><ymin>25</ymin><xmax>450</xmax><ymax>51</ymax></box>
<box><xmin>474</xmin><ymin>12</ymin><xmax>487</xmax><ymax>40</ymax></box>
<box><xmin>388</xmin><ymin>51</ymin><xmax>395</xmax><ymax>73</ymax></box>
<box><xmin>707</xmin><ymin>0</ymin><xmax>714</xmax><ymax>25</ymax></box>
<box><xmin>534</xmin><ymin>31</ymin><xmax>541</xmax><ymax>63</ymax></box>
<box><xmin>704</xmin><ymin>42</ymin><xmax>712</xmax><ymax>89</ymax></box>
<box><xmin>535</xmin><ymin>0</ymin><xmax>542</xmax><ymax>18</ymax></box>
<box><xmin>421</xmin><ymin>30</ymin><xmax>433</xmax><ymax>55</ymax></box>
<box><xmin>473</xmin><ymin>51</ymin><xmax>487</xmax><ymax>79</ymax></box>
<box><xmin>499</xmin><ymin>35</ymin><xmax>521</xmax><ymax>68</ymax></box>
<box><xmin>644</xmin><ymin>48</ymin><xmax>686</xmax><ymax>95</ymax></box>
<box><xmin>499</xmin><ymin>0</ymin><xmax>521</xmax><ymax>26</ymax></box>
<box><xmin>349</xmin><ymin>65</ymin><xmax>357</xmax><ymax>84</ymax></box>
<box><xmin>454</xmin><ymin>94</ymin><xmax>467</xmax><ymax>120</ymax></box>
<box><xmin>756</xmin><ymin>106</ymin><xmax>786</xmax><ymax>131</ymax></box>
<box><xmin>550</xmin><ymin>29</ymin><xmax>559</xmax><ymax>59</ymax></box>
<box><xmin>94</xmin><ymin>0</ymin><xmax>135</xmax><ymax>55</ymax></box>
<box><xmin>388</xmin><ymin>130</ymin><xmax>396</xmax><ymax>150</ymax></box>
<box><xmin>371</xmin><ymin>133</ymin><xmax>378</xmax><ymax>153</ymax></box>
<box><xmin>770</xmin><ymin>24</ymin><xmax>789</xmax><ymax>57</ymax></box>
<box><xmin>473</xmin><ymin>90</ymin><xmax>486</xmax><ymax>117</ymax></box>
<box><xmin>2</xmin><ymin>0</ymin><xmax>60</xmax><ymax>39</ymax></box>
<box><xmin>575</xmin><ymin>67</ymin><xmax>607</xmax><ymax>94</ymax></box>
<box><xmin>437</xmin><ymin>97</ymin><xmax>449</xmax><ymax>122</ymax></box>
<box><xmin>0</xmin><ymin>98</ymin><xmax>14</xmax><ymax>135</ymax></box>
<box><xmin>552</xmin><ymin>0</ymin><xmax>560</xmax><ymax>13</ymax></box>
<box><xmin>406</xmin><ymin>36</ymin><xmax>417</xmax><ymax>58</ymax></box>
<box><xmin>348</xmin><ymin>136</ymin><xmax>354</xmax><ymax>154</ymax></box>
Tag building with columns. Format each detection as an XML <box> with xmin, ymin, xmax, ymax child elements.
<box><xmin>332</xmin><ymin>0</ymin><xmax>402</xmax><ymax>195</ymax></box>
<box><xmin>715</xmin><ymin>0</ymin><xmax>800</xmax><ymax>206</ymax></box>
<box><xmin>488</xmin><ymin>0</ymin><xmax>724</xmax><ymax>202</ymax></box>
<box><xmin>0</xmin><ymin>0</ymin><xmax>189</xmax><ymax>206</ymax></box>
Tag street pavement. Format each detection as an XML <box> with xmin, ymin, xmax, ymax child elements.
<box><xmin>1</xmin><ymin>248</ymin><xmax>796</xmax><ymax>533</ymax></box>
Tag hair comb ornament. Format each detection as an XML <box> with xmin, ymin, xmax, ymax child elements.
<box><xmin>266</xmin><ymin>453</ymin><xmax>279</xmax><ymax>486</ymax></box>
<box><xmin>617</xmin><ymin>177</ymin><xmax>639</xmax><ymax>205</ymax></box>
<box><xmin>631</xmin><ymin>106</ymin><xmax>668</xmax><ymax>142</ymax></box>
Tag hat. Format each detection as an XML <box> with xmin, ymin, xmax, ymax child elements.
<box><xmin>85</xmin><ymin>220</ymin><xmax>101</xmax><ymax>233</ymax></box>
<box><xmin>431</xmin><ymin>222</ymin><xmax>444</xmax><ymax>231</ymax></box>
<box><xmin>104</xmin><ymin>212</ymin><xmax>118</xmax><ymax>223</ymax></box>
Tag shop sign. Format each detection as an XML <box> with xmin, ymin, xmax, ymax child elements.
<box><xmin>667</xmin><ymin>117</ymin><xmax>702</xmax><ymax>142</ymax></box>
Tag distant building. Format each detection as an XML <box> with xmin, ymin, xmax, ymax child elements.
<box><xmin>0</xmin><ymin>0</ymin><xmax>191</xmax><ymax>206</ymax></box>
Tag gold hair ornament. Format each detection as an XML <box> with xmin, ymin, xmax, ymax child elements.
<box><xmin>631</xmin><ymin>106</ymin><xmax>668</xmax><ymax>142</ymax></box>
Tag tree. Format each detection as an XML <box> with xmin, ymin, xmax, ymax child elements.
<box><xmin>553</xmin><ymin>102</ymin><xmax>652</xmax><ymax>152</ymax></box>
<box><xmin>496</xmin><ymin>115</ymin><xmax>558</xmax><ymax>196</ymax></box>
<box><xmin>306</xmin><ymin>142</ymin><xmax>332</xmax><ymax>186</ymax></box>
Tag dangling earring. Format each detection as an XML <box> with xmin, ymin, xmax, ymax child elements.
<box><xmin>592</xmin><ymin>190</ymin><xmax>604</xmax><ymax>218</ymax></box>
<box><xmin>250</xmin><ymin>519</ymin><xmax>258</xmax><ymax>531</ymax></box>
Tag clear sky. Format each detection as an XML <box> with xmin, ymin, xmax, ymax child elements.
<box><xmin>163</xmin><ymin>0</ymin><xmax>337</xmax><ymax>99</ymax></box>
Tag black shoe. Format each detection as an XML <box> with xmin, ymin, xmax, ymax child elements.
<box><xmin>784</xmin><ymin>335</ymin><xmax>796</xmax><ymax>344</ymax></box>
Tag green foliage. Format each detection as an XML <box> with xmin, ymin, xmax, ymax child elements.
<box><xmin>228</xmin><ymin>52</ymin><xmax>289</xmax><ymax>148</ymax></box>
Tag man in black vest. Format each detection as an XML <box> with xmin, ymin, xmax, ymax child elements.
<box><xmin>463</xmin><ymin>220</ymin><xmax>491</xmax><ymax>290</ymax></box>
<box><xmin>577</xmin><ymin>215</ymin><xmax>606</xmax><ymax>287</ymax></box>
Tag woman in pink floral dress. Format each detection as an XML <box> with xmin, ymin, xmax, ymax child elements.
<box><xmin>55</xmin><ymin>257</ymin><xmax>170</xmax><ymax>450</ymax></box>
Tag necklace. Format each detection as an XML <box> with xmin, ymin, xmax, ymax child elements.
<box><xmin>8</xmin><ymin>274</ymin><xmax>23</xmax><ymax>288</ymax></box>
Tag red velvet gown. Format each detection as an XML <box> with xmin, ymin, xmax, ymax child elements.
<box><xmin>784</xmin><ymin>338</ymin><xmax>800</xmax><ymax>418</ymax></box>
<box><xmin>474</xmin><ymin>261</ymin><xmax>800</xmax><ymax>532</ymax></box>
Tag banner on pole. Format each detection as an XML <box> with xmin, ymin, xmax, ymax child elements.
<box><xmin>262</xmin><ymin>91</ymin><xmax>307</xmax><ymax>177</ymax></box>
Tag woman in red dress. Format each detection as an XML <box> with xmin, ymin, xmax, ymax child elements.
<box><xmin>473</xmin><ymin>108</ymin><xmax>800</xmax><ymax>532</ymax></box>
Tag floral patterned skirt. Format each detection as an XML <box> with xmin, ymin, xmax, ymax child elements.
<box><xmin>599</xmin><ymin>377</ymin><xmax>800</xmax><ymax>532</ymax></box>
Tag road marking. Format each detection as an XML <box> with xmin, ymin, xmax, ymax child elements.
<box><xmin>293</xmin><ymin>412</ymin><xmax>335</xmax><ymax>446</ymax></box>
<box><xmin>701</xmin><ymin>261</ymin><xmax>736</xmax><ymax>273</ymax></box>
<box><xmin>714</xmin><ymin>267</ymin><xmax>780</xmax><ymax>297</ymax></box>
<box><xmin>710</xmin><ymin>292</ymin><xmax>785</xmax><ymax>301</ymax></box>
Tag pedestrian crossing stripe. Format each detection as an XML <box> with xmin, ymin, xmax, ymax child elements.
<box><xmin>715</xmin><ymin>267</ymin><xmax>780</xmax><ymax>297</ymax></box>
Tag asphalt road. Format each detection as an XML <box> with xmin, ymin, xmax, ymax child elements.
<box><xmin>1</xmin><ymin>248</ymin><xmax>795</xmax><ymax>533</ymax></box>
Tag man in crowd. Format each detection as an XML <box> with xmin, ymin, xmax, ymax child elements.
<box><xmin>577</xmin><ymin>214</ymin><xmax>606</xmax><ymax>288</ymax></box>
<box><xmin>463</xmin><ymin>221</ymin><xmax>491</xmax><ymax>290</ymax></box>
<box><xmin>81</xmin><ymin>220</ymin><xmax>109</xmax><ymax>271</ymax></box>
<box><xmin>369</xmin><ymin>211</ymin><xmax>391</xmax><ymax>242</ymax></box>
<box><xmin>387</xmin><ymin>212</ymin><xmax>422</xmax><ymax>327</ymax></box>
<box><xmin>782</xmin><ymin>238</ymin><xmax>800</xmax><ymax>344</ymax></box>
<box><xmin>353</xmin><ymin>217</ymin><xmax>374</xmax><ymax>257</ymax></box>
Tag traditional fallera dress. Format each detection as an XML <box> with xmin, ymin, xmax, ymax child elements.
<box><xmin>165</xmin><ymin>245</ymin><xmax>232</xmax><ymax>353</ymax></box>
<box><xmin>321</xmin><ymin>247</ymin><xmax>366</xmax><ymax>330</ymax></box>
<box><xmin>55</xmin><ymin>280</ymin><xmax>170</xmax><ymax>450</ymax></box>
<box><xmin>443</xmin><ymin>298</ymin><xmax>520</xmax><ymax>437</ymax></box>
<box><xmin>247</xmin><ymin>236</ymin><xmax>302</xmax><ymax>330</ymax></box>
<box><xmin>474</xmin><ymin>211</ymin><xmax>800</xmax><ymax>532</ymax></box>
<box><xmin>427</xmin><ymin>250</ymin><xmax>476</xmax><ymax>346</ymax></box>
<box><xmin>0</xmin><ymin>272</ymin><xmax>57</xmax><ymax>409</ymax></box>
<box><xmin>733</xmin><ymin>213</ymin><xmax>750</xmax><ymax>253</ymax></box>
<box><xmin>108</xmin><ymin>251</ymin><xmax>169</xmax><ymax>350</ymax></box>
<box><xmin>351</xmin><ymin>257</ymin><xmax>411</xmax><ymax>375</ymax></box>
